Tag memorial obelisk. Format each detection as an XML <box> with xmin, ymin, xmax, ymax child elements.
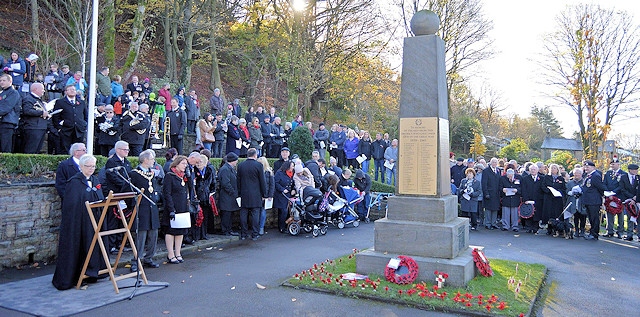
<box><xmin>356</xmin><ymin>10</ymin><xmax>475</xmax><ymax>286</ymax></box>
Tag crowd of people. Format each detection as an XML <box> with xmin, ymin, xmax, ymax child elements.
<box><xmin>49</xmin><ymin>135</ymin><xmax>381</xmax><ymax>289</ymax></box>
<box><xmin>451</xmin><ymin>154</ymin><xmax>639</xmax><ymax>242</ymax></box>
<box><xmin>1</xmin><ymin>56</ymin><xmax>403</xmax><ymax>190</ymax></box>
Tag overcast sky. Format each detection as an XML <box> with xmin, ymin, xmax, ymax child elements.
<box><xmin>385</xmin><ymin>0</ymin><xmax>639</xmax><ymax>139</ymax></box>
<box><xmin>469</xmin><ymin>0</ymin><xmax>639</xmax><ymax>138</ymax></box>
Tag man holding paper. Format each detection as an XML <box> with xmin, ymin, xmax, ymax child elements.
<box><xmin>541</xmin><ymin>164</ymin><xmax>566</xmax><ymax>234</ymax></box>
<box><xmin>384</xmin><ymin>139</ymin><xmax>398</xmax><ymax>186</ymax></box>
<box><xmin>499</xmin><ymin>166</ymin><xmax>522</xmax><ymax>232</ymax></box>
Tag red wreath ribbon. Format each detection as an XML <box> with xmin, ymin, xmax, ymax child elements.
<box><xmin>195</xmin><ymin>205</ymin><xmax>204</xmax><ymax>227</ymax></box>
<box><xmin>472</xmin><ymin>248</ymin><xmax>493</xmax><ymax>277</ymax></box>
<box><xmin>605</xmin><ymin>196</ymin><xmax>623</xmax><ymax>215</ymax></box>
<box><xmin>384</xmin><ymin>255</ymin><xmax>419</xmax><ymax>285</ymax></box>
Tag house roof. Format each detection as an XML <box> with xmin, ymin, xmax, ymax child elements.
<box><xmin>541</xmin><ymin>137</ymin><xmax>583</xmax><ymax>151</ymax></box>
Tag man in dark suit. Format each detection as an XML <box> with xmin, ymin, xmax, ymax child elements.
<box><xmin>218</xmin><ymin>152</ymin><xmax>240</xmax><ymax>236</ymax></box>
<box><xmin>126</xmin><ymin>75</ymin><xmax>143</xmax><ymax>94</ymax></box>
<box><xmin>482</xmin><ymin>157</ymin><xmax>502</xmax><ymax>230</ymax></box>
<box><xmin>52</xmin><ymin>85</ymin><xmax>87</xmax><ymax>153</ymax></box>
<box><xmin>620</xmin><ymin>163</ymin><xmax>638</xmax><ymax>241</ymax></box>
<box><xmin>166</xmin><ymin>98</ymin><xmax>187</xmax><ymax>154</ymax></box>
<box><xmin>581</xmin><ymin>160</ymin><xmax>606</xmax><ymax>240</ymax></box>
<box><xmin>237</xmin><ymin>148</ymin><xmax>267</xmax><ymax>240</ymax></box>
<box><xmin>603</xmin><ymin>157</ymin><xmax>627</xmax><ymax>238</ymax></box>
<box><xmin>20</xmin><ymin>83</ymin><xmax>48</xmax><ymax>153</ymax></box>
<box><xmin>104</xmin><ymin>140</ymin><xmax>133</xmax><ymax>253</ymax></box>
<box><xmin>54</xmin><ymin>142</ymin><xmax>86</xmax><ymax>201</ymax></box>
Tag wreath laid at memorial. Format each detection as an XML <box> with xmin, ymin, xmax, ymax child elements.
<box><xmin>384</xmin><ymin>255</ymin><xmax>419</xmax><ymax>284</ymax></box>
<box><xmin>605</xmin><ymin>196</ymin><xmax>623</xmax><ymax>215</ymax></box>
<box><xmin>472</xmin><ymin>248</ymin><xmax>493</xmax><ymax>277</ymax></box>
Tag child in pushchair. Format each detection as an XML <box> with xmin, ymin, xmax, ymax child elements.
<box><xmin>321</xmin><ymin>174</ymin><xmax>364</xmax><ymax>229</ymax></box>
<box><xmin>285</xmin><ymin>186</ymin><xmax>328</xmax><ymax>237</ymax></box>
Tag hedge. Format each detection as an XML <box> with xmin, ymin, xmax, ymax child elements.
<box><xmin>0</xmin><ymin>153</ymin><xmax>396</xmax><ymax>193</ymax></box>
<box><xmin>0</xmin><ymin>153</ymin><xmax>277</xmax><ymax>177</ymax></box>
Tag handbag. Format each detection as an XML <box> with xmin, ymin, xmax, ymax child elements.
<box><xmin>518</xmin><ymin>202</ymin><xmax>534</xmax><ymax>219</ymax></box>
<box><xmin>170</xmin><ymin>212</ymin><xmax>191</xmax><ymax>228</ymax></box>
<box><xmin>203</xmin><ymin>132</ymin><xmax>215</xmax><ymax>142</ymax></box>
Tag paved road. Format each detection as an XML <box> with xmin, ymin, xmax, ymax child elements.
<box><xmin>1</xmin><ymin>222</ymin><xmax>639</xmax><ymax>316</ymax></box>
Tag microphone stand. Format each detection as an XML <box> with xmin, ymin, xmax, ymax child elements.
<box><xmin>110</xmin><ymin>169</ymin><xmax>167</xmax><ymax>297</ymax></box>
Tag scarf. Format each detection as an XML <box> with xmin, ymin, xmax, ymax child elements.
<box><xmin>286</xmin><ymin>170</ymin><xmax>294</xmax><ymax>178</ymax></box>
<box><xmin>240</xmin><ymin>125</ymin><xmax>249</xmax><ymax>139</ymax></box>
<box><xmin>171</xmin><ymin>167</ymin><xmax>185</xmax><ymax>179</ymax></box>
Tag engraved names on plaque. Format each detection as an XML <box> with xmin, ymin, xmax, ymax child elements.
<box><xmin>398</xmin><ymin>117</ymin><xmax>438</xmax><ymax>195</ymax></box>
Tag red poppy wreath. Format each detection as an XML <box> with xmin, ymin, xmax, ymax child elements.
<box><xmin>384</xmin><ymin>255</ymin><xmax>419</xmax><ymax>284</ymax></box>
<box><xmin>472</xmin><ymin>248</ymin><xmax>493</xmax><ymax>277</ymax></box>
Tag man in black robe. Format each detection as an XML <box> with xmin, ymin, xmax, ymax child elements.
<box><xmin>52</xmin><ymin>155</ymin><xmax>106</xmax><ymax>290</ymax></box>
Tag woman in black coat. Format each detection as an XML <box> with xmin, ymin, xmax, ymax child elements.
<box><xmin>225</xmin><ymin>116</ymin><xmax>241</xmax><ymax>155</ymax></box>
<box><xmin>52</xmin><ymin>154</ymin><xmax>106</xmax><ymax>290</ymax></box>
<box><xmin>162</xmin><ymin>155</ymin><xmax>192</xmax><ymax>264</ymax></box>
<box><xmin>274</xmin><ymin>161</ymin><xmax>295</xmax><ymax>233</ymax></box>
<box><xmin>541</xmin><ymin>163</ymin><xmax>566</xmax><ymax>233</ymax></box>
<box><xmin>194</xmin><ymin>155</ymin><xmax>214</xmax><ymax>240</ymax></box>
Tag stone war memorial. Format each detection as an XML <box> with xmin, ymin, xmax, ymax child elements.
<box><xmin>356</xmin><ymin>10</ymin><xmax>475</xmax><ymax>286</ymax></box>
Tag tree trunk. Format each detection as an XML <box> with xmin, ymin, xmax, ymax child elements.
<box><xmin>103</xmin><ymin>0</ymin><xmax>116</xmax><ymax>69</ymax></box>
<box><xmin>121</xmin><ymin>0</ymin><xmax>147</xmax><ymax>81</ymax></box>
<box><xmin>175</xmin><ymin>0</ymin><xmax>194</xmax><ymax>88</ymax></box>
<box><xmin>31</xmin><ymin>0</ymin><xmax>39</xmax><ymax>44</ymax></box>
<box><xmin>208</xmin><ymin>0</ymin><xmax>222</xmax><ymax>94</ymax></box>
<box><xmin>164</xmin><ymin>4</ymin><xmax>176</xmax><ymax>81</ymax></box>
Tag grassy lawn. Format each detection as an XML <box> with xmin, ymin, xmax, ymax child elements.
<box><xmin>284</xmin><ymin>249</ymin><xmax>547</xmax><ymax>316</ymax></box>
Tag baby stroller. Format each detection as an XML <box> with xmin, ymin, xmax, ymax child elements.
<box><xmin>286</xmin><ymin>187</ymin><xmax>328</xmax><ymax>237</ymax></box>
<box><xmin>324</xmin><ymin>186</ymin><xmax>364</xmax><ymax>229</ymax></box>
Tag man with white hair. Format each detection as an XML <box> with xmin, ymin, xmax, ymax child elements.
<box><xmin>104</xmin><ymin>140</ymin><xmax>133</xmax><ymax>253</ymax></box>
<box><xmin>482</xmin><ymin>157</ymin><xmax>502</xmax><ymax>230</ymax></box>
<box><xmin>209</xmin><ymin>87</ymin><xmax>224</xmax><ymax>115</ymax></box>
<box><xmin>54</xmin><ymin>142</ymin><xmax>86</xmax><ymax>200</ymax></box>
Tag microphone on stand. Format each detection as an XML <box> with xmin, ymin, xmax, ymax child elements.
<box><xmin>107</xmin><ymin>166</ymin><xmax>124</xmax><ymax>172</ymax></box>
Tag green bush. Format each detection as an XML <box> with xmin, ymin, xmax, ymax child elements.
<box><xmin>370</xmin><ymin>180</ymin><xmax>395</xmax><ymax>193</ymax></box>
<box><xmin>0</xmin><ymin>153</ymin><xmax>281</xmax><ymax>177</ymax></box>
<box><xmin>288</xmin><ymin>126</ymin><xmax>314</xmax><ymax>162</ymax></box>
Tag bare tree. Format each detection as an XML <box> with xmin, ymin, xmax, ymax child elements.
<box><xmin>396</xmin><ymin>0</ymin><xmax>494</xmax><ymax>103</ymax></box>
<box><xmin>541</xmin><ymin>4</ymin><xmax>640</xmax><ymax>160</ymax></box>
<box><xmin>40</xmin><ymin>0</ymin><xmax>94</xmax><ymax>75</ymax></box>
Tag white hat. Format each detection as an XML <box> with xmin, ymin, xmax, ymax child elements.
<box><xmin>27</xmin><ymin>53</ymin><xmax>39</xmax><ymax>61</ymax></box>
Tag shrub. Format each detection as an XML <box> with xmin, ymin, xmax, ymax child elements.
<box><xmin>288</xmin><ymin>126</ymin><xmax>314</xmax><ymax>162</ymax></box>
<box><xmin>0</xmin><ymin>153</ymin><xmax>280</xmax><ymax>177</ymax></box>
<box><xmin>371</xmin><ymin>180</ymin><xmax>395</xmax><ymax>193</ymax></box>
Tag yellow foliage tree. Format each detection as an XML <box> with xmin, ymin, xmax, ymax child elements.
<box><xmin>469</xmin><ymin>133</ymin><xmax>486</xmax><ymax>158</ymax></box>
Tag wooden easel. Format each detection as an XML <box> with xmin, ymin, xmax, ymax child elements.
<box><xmin>76</xmin><ymin>191</ymin><xmax>148</xmax><ymax>293</ymax></box>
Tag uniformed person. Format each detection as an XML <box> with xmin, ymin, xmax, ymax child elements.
<box><xmin>120</xmin><ymin>102</ymin><xmax>150</xmax><ymax>156</ymax></box>
<box><xmin>603</xmin><ymin>157</ymin><xmax>627</xmax><ymax>238</ymax></box>
<box><xmin>581</xmin><ymin>160</ymin><xmax>606</xmax><ymax>240</ymax></box>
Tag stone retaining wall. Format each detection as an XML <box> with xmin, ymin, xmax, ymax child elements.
<box><xmin>0</xmin><ymin>183</ymin><xmax>61</xmax><ymax>270</ymax></box>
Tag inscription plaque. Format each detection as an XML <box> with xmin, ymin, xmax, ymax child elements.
<box><xmin>398</xmin><ymin>117</ymin><xmax>438</xmax><ymax>195</ymax></box>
